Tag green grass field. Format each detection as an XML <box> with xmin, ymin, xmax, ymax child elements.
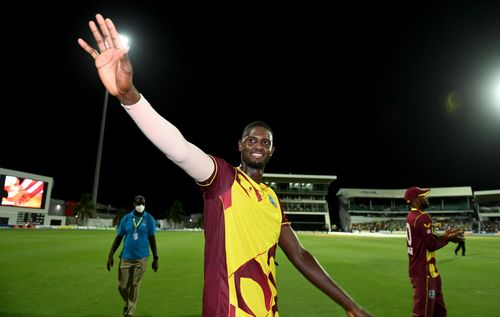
<box><xmin>0</xmin><ymin>230</ymin><xmax>499</xmax><ymax>316</ymax></box>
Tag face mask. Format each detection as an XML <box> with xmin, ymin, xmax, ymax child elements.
<box><xmin>135</xmin><ymin>205</ymin><xmax>145</xmax><ymax>213</ymax></box>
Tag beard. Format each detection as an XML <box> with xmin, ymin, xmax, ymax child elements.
<box><xmin>245</xmin><ymin>160</ymin><xmax>266</xmax><ymax>169</ymax></box>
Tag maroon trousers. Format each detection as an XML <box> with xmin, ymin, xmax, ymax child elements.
<box><xmin>410</xmin><ymin>276</ymin><xmax>447</xmax><ymax>317</ymax></box>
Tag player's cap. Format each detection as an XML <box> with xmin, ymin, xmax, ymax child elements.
<box><xmin>404</xmin><ymin>187</ymin><xmax>430</xmax><ymax>203</ymax></box>
<box><xmin>134</xmin><ymin>195</ymin><xmax>146</xmax><ymax>205</ymax></box>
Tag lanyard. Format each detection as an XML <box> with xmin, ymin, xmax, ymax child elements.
<box><xmin>133</xmin><ymin>216</ymin><xmax>143</xmax><ymax>230</ymax></box>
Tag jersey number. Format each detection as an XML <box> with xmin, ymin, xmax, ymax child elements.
<box><xmin>406</xmin><ymin>222</ymin><xmax>414</xmax><ymax>255</ymax></box>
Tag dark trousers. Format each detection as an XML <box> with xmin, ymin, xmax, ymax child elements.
<box><xmin>454</xmin><ymin>240</ymin><xmax>465</xmax><ymax>256</ymax></box>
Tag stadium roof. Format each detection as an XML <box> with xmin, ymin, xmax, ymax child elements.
<box><xmin>337</xmin><ymin>187</ymin><xmax>473</xmax><ymax>199</ymax></box>
<box><xmin>263</xmin><ymin>173</ymin><xmax>337</xmax><ymax>184</ymax></box>
<box><xmin>473</xmin><ymin>189</ymin><xmax>500</xmax><ymax>201</ymax></box>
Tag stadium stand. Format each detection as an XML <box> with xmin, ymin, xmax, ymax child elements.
<box><xmin>3</xmin><ymin>167</ymin><xmax>498</xmax><ymax>234</ymax></box>
<box><xmin>474</xmin><ymin>189</ymin><xmax>500</xmax><ymax>233</ymax></box>
<box><xmin>263</xmin><ymin>173</ymin><xmax>336</xmax><ymax>232</ymax></box>
<box><xmin>336</xmin><ymin>187</ymin><xmax>476</xmax><ymax>233</ymax></box>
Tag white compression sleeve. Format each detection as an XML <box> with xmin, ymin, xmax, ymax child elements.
<box><xmin>122</xmin><ymin>95</ymin><xmax>214</xmax><ymax>182</ymax></box>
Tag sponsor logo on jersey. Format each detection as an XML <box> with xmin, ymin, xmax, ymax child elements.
<box><xmin>428</xmin><ymin>290</ymin><xmax>435</xmax><ymax>299</ymax></box>
<box><xmin>269</xmin><ymin>194</ymin><xmax>277</xmax><ymax>208</ymax></box>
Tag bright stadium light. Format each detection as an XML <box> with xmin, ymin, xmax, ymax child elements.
<box><xmin>482</xmin><ymin>69</ymin><xmax>500</xmax><ymax>115</ymax></box>
<box><xmin>119</xmin><ymin>35</ymin><xmax>130</xmax><ymax>50</ymax></box>
<box><xmin>492</xmin><ymin>81</ymin><xmax>500</xmax><ymax>111</ymax></box>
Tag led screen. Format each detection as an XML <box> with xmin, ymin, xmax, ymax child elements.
<box><xmin>1</xmin><ymin>175</ymin><xmax>47</xmax><ymax>209</ymax></box>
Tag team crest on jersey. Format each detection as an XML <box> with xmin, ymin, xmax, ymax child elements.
<box><xmin>428</xmin><ymin>290</ymin><xmax>435</xmax><ymax>299</ymax></box>
<box><xmin>268</xmin><ymin>194</ymin><xmax>277</xmax><ymax>208</ymax></box>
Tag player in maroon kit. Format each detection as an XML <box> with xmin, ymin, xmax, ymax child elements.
<box><xmin>404</xmin><ymin>186</ymin><xmax>463</xmax><ymax>317</ymax></box>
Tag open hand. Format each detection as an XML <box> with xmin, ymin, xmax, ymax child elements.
<box><xmin>77</xmin><ymin>14</ymin><xmax>134</xmax><ymax>97</ymax></box>
<box><xmin>441</xmin><ymin>227</ymin><xmax>464</xmax><ymax>243</ymax></box>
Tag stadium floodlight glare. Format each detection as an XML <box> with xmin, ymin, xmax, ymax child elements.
<box><xmin>119</xmin><ymin>35</ymin><xmax>130</xmax><ymax>50</ymax></box>
<box><xmin>481</xmin><ymin>69</ymin><xmax>500</xmax><ymax>115</ymax></box>
<box><xmin>492</xmin><ymin>82</ymin><xmax>500</xmax><ymax>112</ymax></box>
<box><xmin>92</xmin><ymin>34</ymin><xmax>131</xmax><ymax>209</ymax></box>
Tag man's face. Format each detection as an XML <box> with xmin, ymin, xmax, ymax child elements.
<box><xmin>134</xmin><ymin>197</ymin><xmax>145</xmax><ymax>205</ymax></box>
<box><xmin>419</xmin><ymin>195</ymin><xmax>430</xmax><ymax>209</ymax></box>
<box><xmin>239</xmin><ymin>126</ymin><xmax>274</xmax><ymax>169</ymax></box>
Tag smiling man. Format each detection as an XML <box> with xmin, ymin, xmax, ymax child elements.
<box><xmin>78</xmin><ymin>13</ymin><xmax>372</xmax><ymax>317</ymax></box>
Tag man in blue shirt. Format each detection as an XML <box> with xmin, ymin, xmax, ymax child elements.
<box><xmin>107</xmin><ymin>195</ymin><xmax>159</xmax><ymax>317</ymax></box>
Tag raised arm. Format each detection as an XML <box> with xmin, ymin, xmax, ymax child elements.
<box><xmin>78</xmin><ymin>14</ymin><xmax>213</xmax><ymax>182</ymax></box>
<box><xmin>278</xmin><ymin>226</ymin><xmax>372</xmax><ymax>317</ymax></box>
<box><xmin>121</xmin><ymin>96</ymin><xmax>214</xmax><ymax>181</ymax></box>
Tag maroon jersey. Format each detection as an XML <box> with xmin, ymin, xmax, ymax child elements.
<box><xmin>198</xmin><ymin>156</ymin><xmax>289</xmax><ymax>317</ymax></box>
<box><xmin>406</xmin><ymin>208</ymin><xmax>448</xmax><ymax>278</ymax></box>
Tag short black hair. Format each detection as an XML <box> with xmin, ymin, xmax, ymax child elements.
<box><xmin>241</xmin><ymin>121</ymin><xmax>273</xmax><ymax>140</ymax></box>
<box><xmin>134</xmin><ymin>195</ymin><xmax>146</xmax><ymax>205</ymax></box>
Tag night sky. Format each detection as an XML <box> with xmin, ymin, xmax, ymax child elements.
<box><xmin>3</xmin><ymin>1</ymin><xmax>500</xmax><ymax>215</ymax></box>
